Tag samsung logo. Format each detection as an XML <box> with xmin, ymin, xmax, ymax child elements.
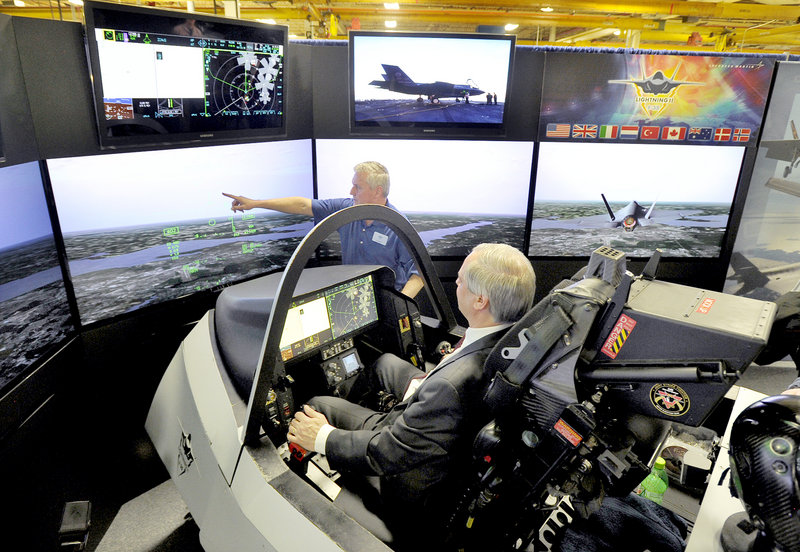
<box><xmin>199</xmin><ymin>133</ymin><xmax>215</xmax><ymax>138</ymax></box>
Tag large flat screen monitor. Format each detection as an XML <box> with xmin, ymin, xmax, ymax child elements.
<box><xmin>84</xmin><ymin>0</ymin><xmax>287</xmax><ymax>149</ymax></box>
<box><xmin>529</xmin><ymin>141</ymin><xmax>746</xmax><ymax>258</ymax></box>
<box><xmin>0</xmin><ymin>161</ymin><xmax>75</xmax><ymax>392</ymax></box>
<box><xmin>349</xmin><ymin>31</ymin><xmax>515</xmax><ymax>136</ymax></box>
<box><xmin>315</xmin><ymin>138</ymin><xmax>533</xmax><ymax>257</ymax></box>
<box><xmin>47</xmin><ymin>139</ymin><xmax>313</xmax><ymax>326</ymax></box>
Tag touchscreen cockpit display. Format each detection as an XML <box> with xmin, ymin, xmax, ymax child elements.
<box><xmin>279</xmin><ymin>274</ymin><xmax>378</xmax><ymax>362</ymax></box>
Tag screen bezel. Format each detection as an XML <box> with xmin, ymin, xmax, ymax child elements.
<box><xmin>83</xmin><ymin>0</ymin><xmax>288</xmax><ymax>150</ymax></box>
<box><xmin>348</xmin><ymin>30</ymin><xmax>515</xmax><ymax>138</ymax></box>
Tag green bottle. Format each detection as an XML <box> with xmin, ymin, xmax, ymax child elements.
<box><xmin>638</xmin><ymin>456</ymin><xmax>668</xmax><ymax>505</ymax></box>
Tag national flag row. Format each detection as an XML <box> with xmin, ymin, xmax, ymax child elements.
<box><xmin>545</xmin><ymin>123</ymin><xmax>751</xmax><ymax>142</ymax></box>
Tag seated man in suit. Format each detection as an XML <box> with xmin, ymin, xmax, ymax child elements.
<box><xmin>287</xmin><ymin>243</ymin><xmax>536</xmax><ymax>545</ymax></box>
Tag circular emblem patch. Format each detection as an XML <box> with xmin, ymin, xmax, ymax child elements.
<box><xmin>650</xmin><ymin>383</ymin><xmax>690</xmax><ymax>417</ymax></box>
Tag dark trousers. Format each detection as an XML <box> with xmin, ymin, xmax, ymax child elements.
<box><xmin>307</xmin><ymin>353</ymin><xmax>424</xmax><ymax>547</ymax></box>
<box><xmin>309</xmin><ymin>353</ymin><xmax>423</xmax><ymax>430</ymax></box>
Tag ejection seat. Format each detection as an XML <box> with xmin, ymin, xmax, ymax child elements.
<box><xmin>442</xmin><ymin>246</ymin><xmax>777</xmax><ymax>551</ymax></box>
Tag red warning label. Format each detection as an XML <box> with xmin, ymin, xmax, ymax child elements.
<box><xmin>554</xmin><ymin>418</ymin><xmax>583</xmax><ymax>447</ymax></box>
<box><xmin>601</xmin><ymin>314</ymin><xmax>637</xmax><ymax>359</ymax></box>
<box><xmin>696</xmin><ymin>297</ymin><xmax>715</xmax><ymax>314</ymax></box>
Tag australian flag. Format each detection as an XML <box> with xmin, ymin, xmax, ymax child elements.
<box><xmin>688</xmin><ymin>127</ymin><xmax>713</xmax><ymax>141</ymax></box>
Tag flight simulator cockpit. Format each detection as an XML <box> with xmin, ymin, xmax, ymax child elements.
<box><xmin>145</xmin><ymin>204</ymin><xmax>790</xmax><ymax>552</ymax></box>
<box><xmin>214</xmin><ymin>263</ymin><xmax>428</xmax><ymax>445</ymax></box>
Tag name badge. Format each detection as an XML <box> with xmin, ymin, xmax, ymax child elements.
<box><xmin>372</xmin><ymin>231</ymin><xmax>389</xmax><ymax>246</ymax></box>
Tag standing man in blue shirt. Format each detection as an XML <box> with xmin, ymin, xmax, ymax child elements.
<box><xmin>223</xmin><ymin>161</ymin><xmax>424</xmax><ymax>297</ymax></box>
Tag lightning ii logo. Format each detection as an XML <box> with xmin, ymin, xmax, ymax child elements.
<box><xmin>609</xmin><ymin>59</ymin><xmax>704</xmax><ymax>119</ymax></box>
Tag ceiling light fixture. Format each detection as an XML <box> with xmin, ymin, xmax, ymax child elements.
<box><xmin>613</xmin><ymin>29</ymin><xmax>621</xmax><ymax>36</ymax></box>
<box><xmin>384</xmin><ymin>2</ymin><xmax>400</xmax><ymax>9</ymax></box>
<box><xmin>385</xmin><ymin>20</ymin><xmax>397</xmax><ymax>28</ymax></box>
<box><xmin>13</xmin><ymin>0</ymin><xmax>24</xmax><ymax>6</ymax></box>
<box><xmin>541</xmin><ymin>6</ymin><xmax>553</xmax><ymax>12</ymax></box>
<box><xmin>68</xmin><ymin>0</ymin><xmax>84</xmax><ymax>6</ymax></box>
<box><xmin>257</xmin><ymin>19</ymin><xmax>277</xmax><ymax>25</ymax></box>
<box><xmin>505</xmin><ymin>23</ymin><xmax>519</xmax><ymax>31</ymax></box>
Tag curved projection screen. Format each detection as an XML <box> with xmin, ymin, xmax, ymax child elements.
<box><xmin>0</xmin><ymin>161</ymin><xmax>74</xmax><ymax>391</ymax></box>
<box><xmin>529</xmin><ymin>141</ymin><xmax>746</xmax><ymax>258</ymax></box>
<box><xmin>48</xmin><ymin>139</ymin><xmax>313</xmax><ymax>325</ymax></box>
<box><xmin>315</xmin><ymin>138</ymin><xmax>533</xmax><ymax>257</ymax></box>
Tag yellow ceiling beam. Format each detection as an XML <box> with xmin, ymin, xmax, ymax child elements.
<box><xmin>744</xmin><ymin>22</ymin><xmax>800</xmax><ymax>39</ymax></box>
<box><xmin>367</xmin><ymin>0</ymin><xmax>800</xmax><ymax>21</ymax></box>
<box><xmin>0</xmin><ymin>6</ymin><xmax>312</xmax><ymax>19</ymax></box>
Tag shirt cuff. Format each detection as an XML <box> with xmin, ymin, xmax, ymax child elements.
<box><xmin>314</xmin><ymin>423</ymin><xmax>336</xmax><ymax>454</ymax></box>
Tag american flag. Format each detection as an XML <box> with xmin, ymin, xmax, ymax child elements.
<box><xmin>572</xmin><ymin>124</ymin><xmax>597</xmax><ymax>138</ymax></box>
<box><xmin>545</xmin><ymin>123</ymin><xmax>571</xmax><ymax>138</ymax></box>
<box><xmin>714</xmin><ymin>128</ymin><xmax>732</xmax><ymax>141</ymax></box>
<box><xmin>733</xmin><ymin>128</ymin><xmax>751</xmax><ymax>142</ymax></box>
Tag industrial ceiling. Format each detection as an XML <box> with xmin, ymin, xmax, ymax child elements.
<box><xmin>3</xmin><ymin>0</ymin><xmax>800</xmax><ymax>54</ymax></box>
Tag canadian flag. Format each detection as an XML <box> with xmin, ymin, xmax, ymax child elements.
<box><xmin>661</xmin><ymin>127</ymin><xmax>687</xmax><ymax>140</ymax></box>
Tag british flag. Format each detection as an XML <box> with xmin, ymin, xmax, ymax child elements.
<box><xmin>572</xmin><ymin>124</ymin><xmax>597</xmax><ymax>139</ymax></box>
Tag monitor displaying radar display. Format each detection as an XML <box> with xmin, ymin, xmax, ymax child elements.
<box><xmin>280</xmin><ymin>275</ymin><xmax>379</xmax><ymax>362</ymax></box>
<box><xmin>84</xmin><ymin>0</ymin><xmax>286</xmax><ymax>148</ymax></box>
<box><xmin>0</xmin><ymin>161</ymin><xmax>75</xmax><ymax>392</ymax></box>
<box><xmin>47</xmin><ymin>139</ymin><xmax>313</xmax><ymax>326</ymax></box>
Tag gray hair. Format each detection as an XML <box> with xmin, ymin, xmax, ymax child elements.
<box><xmin>463</xmin><ymin>243</ymin><xmax>536</xmax><ymax>324</ymax></box>
<box><xmin>354</xmin><ymin>161</ymin><xmax>390</xmax><ymax>197</ymax></box>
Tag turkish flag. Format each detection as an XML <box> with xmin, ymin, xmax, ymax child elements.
<box><xmin>641</xmin><ymin>126</ymin><xmax>660</xmax><ymax>140</ymax></box>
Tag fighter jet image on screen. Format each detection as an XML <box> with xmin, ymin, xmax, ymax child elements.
<box><xmin>534</xmin><ymin>193</ymin><xmax>730</xmax><ymax>232</ymax></box>
<box><xmin>608</xmin><ymin>58</ymin><xmax>704</xmax><ymax>96</ymax></box>
<box><xmin>608</xmin><ymin>69</ymin><xmax>704</xmax><ymax>95</ymax></box>
<box><xmin>600</xmin><ymin>194</ymin><xmax>656</xmax><ymax>231</ymax></box>
<box><xmin>369</xmin><ymin>64</ymin><xmax>484</xmax><ymax>104</ymax></box>
<box><xmin>762</xmin><ymin>120</ymin><xmax>800</xmax><ymax>179</ymax></box>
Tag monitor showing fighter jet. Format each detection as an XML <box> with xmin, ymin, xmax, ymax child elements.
<box><xmin>349</xmin><ymin>31</ymin><xmax>515</xmax><ymax>135</ymax></box>
<box><xmin>529</xmin><ymin>141</ymin><xmax>746</xmax><ymax>258</ymax></box>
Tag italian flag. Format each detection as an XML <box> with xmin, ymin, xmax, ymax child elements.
<box><xmin>599</xmin><ymin>125</ymin><xmax>619</xmax><ymax>139</ymax></box>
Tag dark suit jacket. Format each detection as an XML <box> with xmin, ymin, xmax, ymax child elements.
<box><xmin>324</xmin><ymin>332</ymin><xmax>503</xmax><ymax>526</ymax></box>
